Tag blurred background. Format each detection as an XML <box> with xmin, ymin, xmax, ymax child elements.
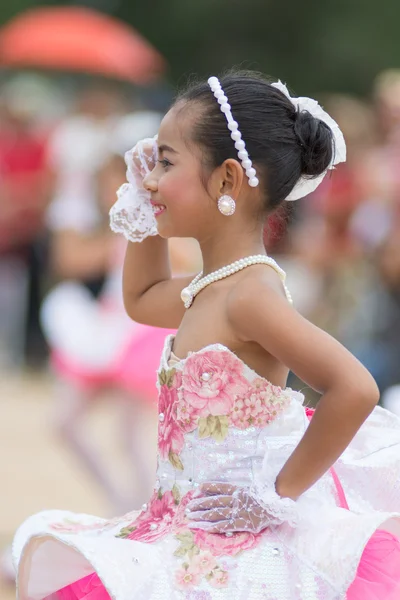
<box><xmin>1</xmin><ymin>1</ymin><xmax>400</xmax><ymax>597</ymax></box>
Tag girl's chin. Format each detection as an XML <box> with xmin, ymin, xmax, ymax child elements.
<box><xmin>154</xmin><ymin>209</ymin><xmax>200</xmax><ymax>239</ymax></box>
<box><xmin>154</xmin><ymin>215</ymin><xmax>175</xmax><ymax>239</ymax></box>
<box><xmin>156</xmin><ymin>221</ymin><xmax>191</xmax><ymax>240</ymax></box>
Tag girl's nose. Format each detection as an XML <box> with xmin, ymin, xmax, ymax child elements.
<box><xmin>143</xmin><ymin>168</ymin><xmax>158</xmax><ymax>192</ymax></box>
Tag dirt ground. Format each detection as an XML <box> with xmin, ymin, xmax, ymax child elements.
<box><xmin>0</xmin><ymin>371</ymin><xmax>157</xmax><ymax>600</ymax></box>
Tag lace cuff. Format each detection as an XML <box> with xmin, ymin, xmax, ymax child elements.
<box><xmin>109</xmin><ymin>137</ymin><xmax>158</xmax><ymax>243</ymax></box>
<box><xmin>248</xmin><ymin>481</ymin><xmax>299</xmax><ymax>528</ymax></box>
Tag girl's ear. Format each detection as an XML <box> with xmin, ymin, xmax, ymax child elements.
<box><xmin>210</xmin><ymin>158</ymin><xmax>244</xmax><ymax>199</ymax></box>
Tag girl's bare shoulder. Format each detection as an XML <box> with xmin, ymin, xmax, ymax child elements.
<box><xmin>226</xmin><ymin>266</ymin><xmax>377</xmax><ymax>397</ymax></box>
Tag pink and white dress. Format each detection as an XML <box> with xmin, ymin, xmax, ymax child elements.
<box><xmin>41</xmin><ymin>243</ymin><xmax>175</xmax><ymax>402</ymax></box>
<box><xmin>13</xmin><ymin>335</ymin><xmax>400</xmax><ymax>599</ymax></box>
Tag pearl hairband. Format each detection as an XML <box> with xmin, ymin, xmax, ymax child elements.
<box><xmin>208</xmin><ymin>76</ymin><xmax>259</xmax><ymax>188</ymax></box>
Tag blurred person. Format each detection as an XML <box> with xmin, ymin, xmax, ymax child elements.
<box><xmin>12</xmin><ymin>72</ymin><xmax>400</xmax><ymax>600</ymax></box>
<box><xmin>372</xmin><ymin>215</ymin><xmax>400</xmax><ymax>393</ymax></box>
<box><xmin>289</xmin><ymin>95</ymin><xmax>387</xmax><ymax>377</ymax></box>
<box><xmin>0</xmin><ymin>75</ymin><xmax>54</xmax><ymax>368</ymax></box>
<box><xmin>345</xmin><ymin>72</ymin><xmax>400</xmax><ymax>389</ymax></box>
<box><xmin>374</xmin><ymin>69</ymin><xmax>400</xmax><ymax>143</ymax></box>
<box><xmin>0</xmin><ymin>75</ymin><xmax>58</xmax><ymax>583</ymax></box>
<box><xmin>46</xmin><ymin>81</ymin><xmax>131</xmax><ymax>298</ymax></box>
<box><xmin>354</xmin><ymin>69</ymin><xmax>400</xmax><ymax>232</ymax></box>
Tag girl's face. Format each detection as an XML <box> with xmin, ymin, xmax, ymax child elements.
<box><xmin>143</xmin><ymin>104</ymin><xmax>217</xmax><ymax>240</ymax></box>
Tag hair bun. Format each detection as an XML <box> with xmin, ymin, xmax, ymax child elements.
<box><xmin>294</xmin><ymin>110</ymin><xmax>334</xmax><ymax>177</ymax></box>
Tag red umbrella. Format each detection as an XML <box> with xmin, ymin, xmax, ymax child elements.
<box><xmin>0</xmin><ymin>7</ymin><xmax>165</xmax><ymax>84</ymax></box>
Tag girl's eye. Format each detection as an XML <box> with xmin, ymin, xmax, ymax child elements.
<box><xmin>158</xmin><ymin>158</ymin><xmax>172</xmax><ymax>169</ymax></box>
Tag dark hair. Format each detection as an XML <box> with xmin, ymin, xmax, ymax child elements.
<box><xmin>175</xmin><ymin>70</ymin><xmax>334</xmax><ymax>212</ymax></box>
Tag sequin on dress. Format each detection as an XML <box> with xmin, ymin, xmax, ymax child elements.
<box><xmin>13</xmin><ymin>334</ymin><xmax>400</xmax><ymax>600</ymax></box>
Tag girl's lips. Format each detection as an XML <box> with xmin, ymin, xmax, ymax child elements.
<box><xmin>150</xmin><ymin>201</ymin><xmax>166</xmax><ymax>216</ymax></box>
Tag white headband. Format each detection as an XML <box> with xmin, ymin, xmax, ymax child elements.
<box><xmin>208</xmin><ymin>76</ymin><xmax>259</xmax><ymax>187</ymax></box>
<box><xmin>208</xmin><ymin>76</ymin><xmax>347</xmax><ymax>201</ymax></box>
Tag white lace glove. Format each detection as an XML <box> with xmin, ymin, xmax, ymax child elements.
<box><xmin>186</xmin><ymin>482</ymin><xmax>299</xmax><ymax>535</ymax></box>
<box><xmin>109</xmin><ymin>136</ymin><xmax>159</xmax><ymax>243</ymax></box>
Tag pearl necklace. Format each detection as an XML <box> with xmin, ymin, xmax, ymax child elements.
<box><xmin>180</xmin><ymin>254</ymin><xmax>292</xmax><ymax>308</ymax></box>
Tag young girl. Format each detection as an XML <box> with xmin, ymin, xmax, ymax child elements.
<box><xmin>12</xmin><ymin>71</ymin><xmax>400</xmax><ymax>600</ymax></box>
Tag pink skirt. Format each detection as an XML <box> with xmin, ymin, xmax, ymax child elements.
<box><xmin>52</xmin><ymin>529</ymin><xmax>400</xmax><ymax>600</ymax></box>
<box><xmin>52</xmin><ymin>325</ymin><xmax>176</xmax><ymax>404</ymax></box>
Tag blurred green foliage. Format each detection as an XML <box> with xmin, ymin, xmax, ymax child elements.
<box><xmin>1</xmin><ymin>0</ymin><xmax>399</xmax><ymax>96</ymax></box>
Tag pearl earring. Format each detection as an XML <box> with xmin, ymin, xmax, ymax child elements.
<box><xmin>218</xmin><ymin>195</ymin><xmax>236</xmax><ymax>216</ymax></box>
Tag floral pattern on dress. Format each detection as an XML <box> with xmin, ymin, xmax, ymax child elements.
<box><xmin>173</xmin><ymin>526</ymin><xmax>262</xmax><ymax>590</ymax></box>
<box><xmin>179</xmin><ymin>351</ymin><xmax>249</xmax><ymax>418</ymax></box>
<box><xmin>115</xmin><ymin>348</ymin><xmax>291</xmax><ymax>589</ymax></box>
<box><xmin>157</xmin><ymin>351</ymin><xmax>291</xmax><ymax>470</ymax></box>
<box><xmin>158</xmin><ymin>368</ymin><xmax>185</xmax><ymax>470</ymax></box>
<box><xmin>229</xmin><ymin>377</ymin><xmax>292</xmax><ymax>430</ymax></box>
<box><xmin>193</xmin><ymin>528</ymin><xmax>262</xmax><ymax>557</ymax></box>
<box><xmin>174</xmin><ymin>530</ymin><xmax>230</xmax><ymax>590</ymax></box>
<box><xmin>114</xmin><ymin>482</ymin><xmax>263</xmax><ymax>591</ymax></box>
<box><xmin>116</xmin><ymin>484</ymin><xmax>181</xmax><ymax>542</ymax></box>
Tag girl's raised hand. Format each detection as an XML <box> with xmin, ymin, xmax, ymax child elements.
<box><xmin>110</xmin><ymin>135</ymin><xmax>159</xmax><ymax>244</ymax></box>
<box><xmin>128</xmin><ymin>135</ymin><xmax>158</xmax><ymax>184</ymax></box>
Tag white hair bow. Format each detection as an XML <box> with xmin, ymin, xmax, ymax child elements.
<box><xmin>271</xmin><ymin>81</ymin><xmax>347</xmax><ymax>201</ymax></box>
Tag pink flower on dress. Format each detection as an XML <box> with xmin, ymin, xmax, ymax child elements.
<box><xmin>229</xmin><ymin>397</ymin><xmax>249</xmax><ymax>429</ymax></box>
<box><xmin>190</xmin><ymin>551</ymin><xmax>217</xmax><ymax>574</ymax></box>
<box><xmin>244</xmin><ymin>394</ymin><xmax>264</xmax><ymax>417</ymax></box>
<box><xmin>125</xmin><ymin>490</ymin><xmax>176</xmax><ymax>543</ymax></box>
<box><xmin>158</xmin><ymin>383</ymin><xmax>185</xmax><ymax>462</ymax></box>
<box><xmin>194</xmin><ymin>529</ymin><xmax>261</xmax><ymax>557</ymax></box>
<box><xmin>229</xmin><ymin>378</ymin><xmax>290</xmax><ymax>429</ymax></box>
<box><xmin>181</xmin><ymin>351</ymin><xmax>248</xmax><ymax>417</ymax></box>
<box><xmin>209</xmin><ymin>569</ymin><xmax>229</xmax><ymax>588</ymax></box>
<box><xmin>176</xmin><ymin>400</ymin><xmax>200</xmax><ymax>433</ymax></box>
<box><xmin>174</xmin><ymin>491</ymin><xmax>196</xmax><ymax>532</ymax></box>
<box><xmin>175</xmin><ymin>565</ymin><xmax>202</xmax><ymax>589</ymax></box>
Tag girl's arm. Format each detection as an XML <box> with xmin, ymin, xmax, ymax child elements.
<box><xmin>227</xmin><ymin>275</ymin><xmax>379</xmax><ymax>500</ymax></box>
<box><xmin>123</xmin><ymin>236</ymin><xmax>194</xmax><ymax>328</ymax></box>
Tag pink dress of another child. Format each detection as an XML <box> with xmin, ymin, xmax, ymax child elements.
<box><xmin>41</xmin><ymin>239</ymin><xmax>175</xmax><ymax>404</ymax></box>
